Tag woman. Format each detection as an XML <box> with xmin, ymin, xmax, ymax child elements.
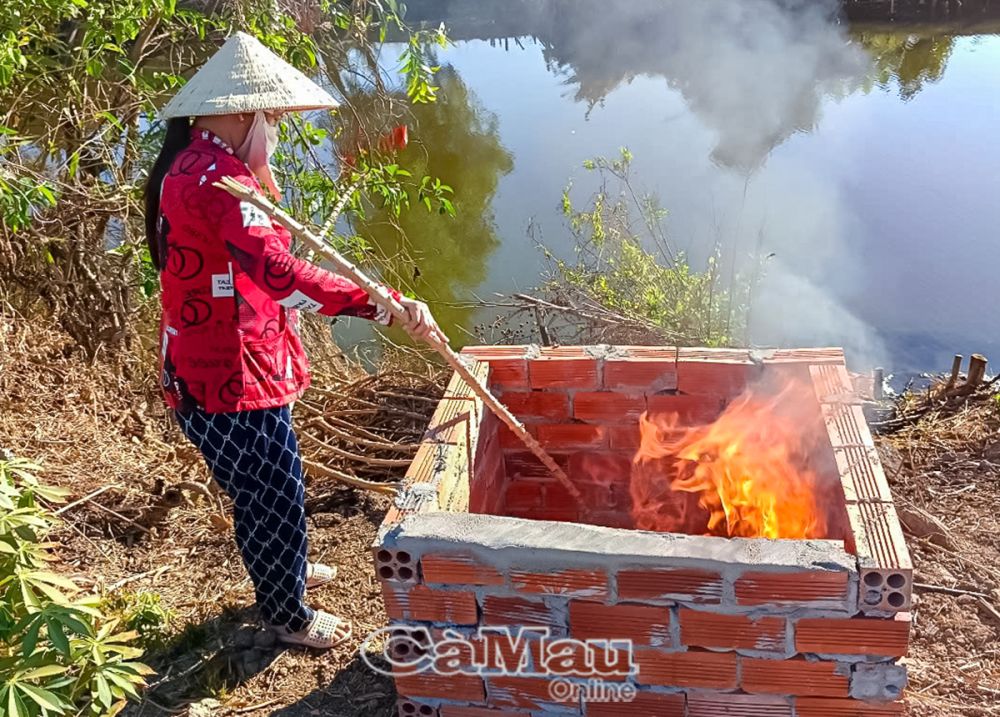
<box><xmin>145</xmin><ymin>32</ymin><xmax>443</xmax><ymax>649</ymax></box>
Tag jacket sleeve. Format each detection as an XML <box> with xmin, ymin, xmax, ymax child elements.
<box><xmin>218</xmin><ymin>174</ymin><xmax>400</xmax><ymax>323</ymax></box>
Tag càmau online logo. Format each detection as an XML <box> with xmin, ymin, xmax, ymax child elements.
<box><xmin>361</xmin><ymin>625</ymin><xmax>637</xmax><ymax>679</ymax></box>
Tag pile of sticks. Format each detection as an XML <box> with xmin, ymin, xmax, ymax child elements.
<box><xmin>873</xmin><ymin>353</ymin><xmax>996</xmax><ymax>435</ymax></box>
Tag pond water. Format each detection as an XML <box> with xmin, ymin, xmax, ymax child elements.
<box><xmin>344</xmin><ymin>0</ymin><xmax>1000</xmax><ymax>375</ymax></box>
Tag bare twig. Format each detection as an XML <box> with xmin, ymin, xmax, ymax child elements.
<box><xmin>302</xmin><ymin>458</ymin><xmax>399</xmax><ymax>495</ymax></box>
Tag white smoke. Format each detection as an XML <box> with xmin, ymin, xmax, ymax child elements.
<box><xmin>533</xmin><ymin>0</ymin><xmax>886</xmax><ymax>366</ymax></box>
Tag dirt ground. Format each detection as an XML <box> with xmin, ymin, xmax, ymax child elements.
<box><xmin>3</xmin><ymin>313</ymin><xmax>999</xmax><ymax>716</ymax></box>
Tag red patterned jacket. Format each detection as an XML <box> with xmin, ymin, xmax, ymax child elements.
<box><xmin>156</xmin><ymin>128</ymin><xmax>396</xmax><ymax>413</ymax></box>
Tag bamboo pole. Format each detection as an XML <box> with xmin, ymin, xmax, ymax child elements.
<box><xmin>213</xmin><ymin>176</ymin><xmax>583</xmax><ymax>505</ymax></box>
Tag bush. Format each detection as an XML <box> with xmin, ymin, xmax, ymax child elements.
<box><xmin>534</xmin><ymin>148</ymin><xmax>762</xmax><ymax>347</ymax></box>
<box><xmin>0</xmin><ymin>454</ymin><xmax>152</xmax><ymax>717</ymax></box>
<box><xmin>100</xmin><ymin>592</ymin><xmax>173</xmax><ymax>653</ymax></box>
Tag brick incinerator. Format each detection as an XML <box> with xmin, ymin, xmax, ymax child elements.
<box><xmin>374</xmin><ymin>346</ymin><xmax>912</xmax><ymax>716</ymax></box>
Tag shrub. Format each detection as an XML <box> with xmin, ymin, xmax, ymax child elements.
<box><xmin>540</xmin><ymin>148</ymin><xmax>760</xmax><ymax>347</ymax></box>
<box><xmin>0</xmin><ymin>454</ymin><xmax>152</xmax><ymax>717</ymax></box>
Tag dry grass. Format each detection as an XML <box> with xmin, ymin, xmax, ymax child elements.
<box><xmin>880</xmin><ymin>388</ymin><xmax>1000</xmax><ymax>716</ymax></box>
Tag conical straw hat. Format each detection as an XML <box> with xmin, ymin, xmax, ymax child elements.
<box><xmin>160</xmin><ymin>31</ymin><xmax>339</xmax><ymax>118</ymax></box>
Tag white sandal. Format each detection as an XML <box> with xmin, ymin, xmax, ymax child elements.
<box><xmin>274</xmin><ymin>610</ymin><xmax>352</xmax><ymax>649</ymax></box>
<box><xmin>305</xmin><ymin>562</ymin><xmax>337</xmax><ymax>590</ymax></box>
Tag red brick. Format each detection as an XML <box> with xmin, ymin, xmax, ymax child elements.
<box><xmin>527</xmin><ymin>639</ymin><xmax>631</xmax><ymax>680</ymax></box>
<box><xmin>507</xmin><ymin>506</ymin><xmax>579</xmax><ymax>523</ymax></box>
<box><xmin>511</xmin><ymin>568</ymin><xmax>608</xmax><ymax>598</ymax></box>
<box><xmin>575</xmin><ymin>481</ymin><xmax>630</xmax><ymax>513</ymax></box>
<box><xmin>421</xmin><ymin>554</ymin><xmax>504</xmax><ymax>586</ymax></box>
<box><xmin>603</xmin><ymin>359</ymin><xmax>678</xmax><ymax>390</ymax></box>
<box><xmin>439</xmin><ymin>707</ymin><xmax>528</xmax><ymax>717</ymax></box>
<box><xmin>795</xmin><ymin>697</ymin><xmax>903</xmax><ymax>716</ymax></box>
<box><xmin>381</xmin><ymin>506</ymin><xmax>407</xmax><ymax>526</ymax></box>
<box><xmin>502</xmin><ymin>391</ymin><xmax>571</xmax><ymax>420</ymax></box>
<box><xmin>676</xmin><ymin>360</ymin><xmax>753</xmax><ymax>395</ymax></box>
<box><xmin>679</xmin><ymin>609</ymin><xmax>786</xmax><ymax>651</ymax></box>
<box><xmin>741</xmin><ymin>657</ymin><xmax>850</xmax><ymax>697</ymax></box>
<box><xmin>504</xmin><ymin>451</ymin><xmax>570</xmax><ymax>479</ymax></box>
<box><xmin>503</xmin><ymin>480</ymin><xmax>545</xmax><ymax>511</ymax></box>
<box><xmin>383</xmin><ymin>585</ymin><xmax>478</xmax><ymax>624</ymax></box>
<box><xmin>498</xmin><ymin>422</ymin><xmax>534</xmax><ymax>449</ymax></box>
<box><xmin>529</xmin><ymin>357</ymin><xmax>599</xmax><ymax>389</ymax></box>
<box><xmin>676</xmin><ymin>348</ymin><xmax>753</xmax><ymax>362</ymax></box>
<box><xmin>574</xmin><ymin>392</ymin><xmax>646</xmax><ymax>423</ymax></box>
<box><xmin>382</xmin><ymin>585</ymin><xmax>407</xmax><ymax>620</ymax></box>
<box><xmin>462</xmin><ymin>345</ymin><xmax>530</xmax><ymax>358</ymax></box>
<box><xmin>482</xmin><ymin>595</ymin><xmax>561</xmax><ymax>629</ymax></box>
<box><xmin>765</xmin><ymin>348</ymin><xmax>845</xmax><ymax>364</ymax></box>
<box><xmin>569</xmin><ymin>601</ymin><xmax>672</xmax><ymax>646</ymax></box>
<box><xmin>608</xmin><ymin>425</ymin><xmax>641</xmax><ymax>451</ymax></box>
<box><xmin>734</xmin><ymin>570</ymin><xmax>850</xmax><ymax>608</ymax></box>
<box><xmin>488</xmin><ymin>359</ymin><xmax>530</xmax><ymax>388</ymax></box>
<box><xmin>586</xmin><ymin>691</ymin><xmax>684</xmax><ymax>717</ymax></box>
<box><xmin>540</xmin><ymin>481</ymin><xmax>587</xmax><ymax>514</ymax></box>
<box><xmin>394</xmin><ymin>672</ymin><xmax>484</xmax><ymax>702</ymax></box>
<box><xmin>540</xmin><ymin>346</ymin><xmax>592</xmax><ymax>357</ymax></box>
<box><xmin>646</xmin><ymin>394</ymin><xmax>724</xmax><ymax>424</ymax></box>
<box><xmin>617</xmin><ymin>568</ymin><xmax>723</xmax><ymax>605</ymax></box>
<box><xmin>535</xmin><ymin>424</ymin><xmax>606</xmax><ymax>448</ymax></box>
<box><xmin>396</xmin><ymin>699</ymin><xmax>438</xmax><ymax>717</ymax></box>
<box><xmin>566</xmin><ymin>451</ymin><xmax>632</xmax><ymax>485</ymax></box>
<box><xmin>404</xmin><ymin>443</ymin><xmax>438</xmax><ymax>486</ymax></box>
<box><xmin>794</xmin><ymin>613</ymin><xmax>910</xmax><ymax>658</ymax></box>
<box><xmin>688</xmin><ymin>693</ymin><xmax>792</xmax><ymax>717</ymax></box>
<box><xmin>486</xmin><ymin>676</ymin><xmax>572</xmax><ymax>711</ymax></box>
<box><xmin>460</xmin><ymin>632</ymin><xmax>537</xmax><ymax>673</ymax></box>
<box><xmin>634</xmin><ymin>648</ymin><xmax>738</xmax><ymax>689</ymax></box>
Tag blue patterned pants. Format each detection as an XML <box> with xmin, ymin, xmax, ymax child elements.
<box><xmin>175</xmin><ymin>406</ymin><xmax>312</xmax><ymax>632</ymax></box>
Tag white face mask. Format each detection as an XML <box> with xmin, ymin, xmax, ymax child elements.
<box><xmin>236</xmin><ymin>111</ymin><xmax>282</xmax><ymax>199</ymax></box>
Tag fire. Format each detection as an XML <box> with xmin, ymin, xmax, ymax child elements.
<box><xmin>630</xmin><ymin>378</ymin><xmax>829</xmax><ymax>539</ymax></box>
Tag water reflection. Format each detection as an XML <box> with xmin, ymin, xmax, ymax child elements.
<box><xmin>352</xmin><ymin>66</ymin><xmax>513</xmax><ymax>338</ymax></box>
<box><xmin>855</xmin><ymin>30</ymin><xmax>954</xmax><ymax>100</ymax></box>
<box><xmin>386</xmin><ymin>0</ymin><xmax>1000</xmax><ymax>370</ymax></box>
<box><xmin>525</xmin><ymin>0</ymin><xmax>867</xmax><ymax>172</ymax></box>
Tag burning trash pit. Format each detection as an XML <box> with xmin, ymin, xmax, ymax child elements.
<box><xmin>374</xmin><ymin>346</ymin><xmax>912</xmax><ymax>716</ymax></box>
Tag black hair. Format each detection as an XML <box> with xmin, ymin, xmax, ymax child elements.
<box><xmin>144</xmin><ymin>117</ymin><xmax>191</xmax><ymax>271</ymax></box>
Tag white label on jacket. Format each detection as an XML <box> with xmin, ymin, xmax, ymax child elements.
<box><xmin>278</xmin><ymin>289</ymin><xmax>323</xmax><ymax>313</ymax></box>
<box><xmin>212</xmin><ymin>263</ymin><xmax>234</xmax><ymax>297</ymax></box>
<box><xmin>240</xmin><ymin>200</ymin><xmax>271</xmax><ymax>228</ymax></box>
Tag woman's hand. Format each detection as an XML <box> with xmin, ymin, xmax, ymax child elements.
<box><xmin>397</xmin><ymin>296</ymin><xmax>449</xmax><ymax>344</ymax></box>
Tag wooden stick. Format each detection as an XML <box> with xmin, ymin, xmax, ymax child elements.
<box><xmin>945</xmin><ymin>354</ymin><xmax>963</xmax><ymax>391</ymax></box>
<box><xmin>913</xmin><ymin>582</ymin><xmax>992</xmax><ymax>600</ymax></box>
<box><xmin>54</xmin><ymin>484</ymin><xmax>117</xmax><ymax>515</ymax></box>
<box><xmin>967</xmin><ymin>354</ymin><xmax>988</xmax><ymax>391</ymax></box>
<box><xmin>214</xmin><ymin>176</ymin><xmax>581</xmax><ymax>504</ymax></box>
<box><xmin>302</xmin><ymin>458</ymin><xmax>400</xmax><ymax>495</ymax></box>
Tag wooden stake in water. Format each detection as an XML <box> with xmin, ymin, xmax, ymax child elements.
<box><xmin>212</xmin><ymin>176</ymin><xmax>582</xmax><ymax>505</ymax></box>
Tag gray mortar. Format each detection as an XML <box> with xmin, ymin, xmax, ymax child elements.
<box><xmin>388</xmin><ymin>512</ymin><xmax>856</xmax><ymax>575</ymax></box>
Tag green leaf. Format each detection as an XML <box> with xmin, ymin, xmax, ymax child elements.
<box><xmin>46</xmin><ymin>619</ymin><xmax>70</xmax><ymax>656</ymax></box>
<box><xmin>27</xmin><ymin>572</ymin><xmax>78</xmax><ymax>591</ymax></box>
<box><xmin>95</xmin><ymin>673</ymin><xmax>112</xmax><ymax>708</ymax></box>
<box><xmin>16</xmin><ymin>683</ymin><xmax>65</xmax><ymax>713</ymax></box>
<box><xmin>22</xmin><ymin>617</ymin><xmax>42</xmax><ymax>658</ymax></box>
<box><xmin>7</xmin><ymin>686</ymin><xmax>24</xmax><ymax>717</ymax></box>
<box><xmin>21</xmin><ymin>664</ymin><xmax>67</xmax><ymax>680</ymax></box>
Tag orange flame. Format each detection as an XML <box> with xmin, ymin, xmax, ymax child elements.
<box><xmin>630</xmin><ymin>378</ymin><xmax>829</xmax><ymax>539</ymax></box>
